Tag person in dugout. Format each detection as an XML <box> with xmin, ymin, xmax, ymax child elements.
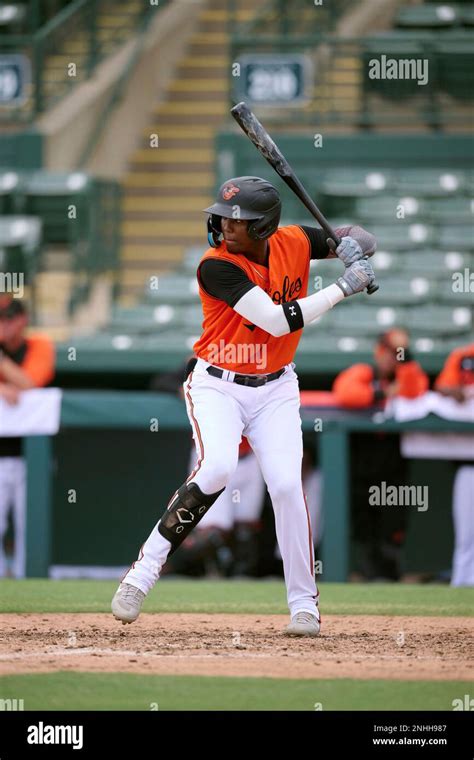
<box><xmin>332</xmin><ymin>328</ymin><xmax>429</xmax><ymax>581</ymax></box>
<box><xmin>0</xmin><ymin>296</ymin><xmax>55</xmax><ymax>578</ymax></box>
<box><xmin>435</xmin><ymin>342</ymin><xmax>474</xmax><ymax>587</ymax></box>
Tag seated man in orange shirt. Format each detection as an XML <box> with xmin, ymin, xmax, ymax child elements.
<box><xmin>435</xmin><ymin>343</ymin><xmax>474</xmax><ymax>586</ymax></box>
<box><xmin>333</xmin><ymin>329</ymin><xmax>429</xmax><ymax>580</ymax></box>
<box><xmin>0</xmin><ymin>296</ymin><xmax>56</xmax><ymax>578</ymax></box>
<box><xmin>333</xmin><ymin>328</ymin><xmax>428</xmax><ymax>408</ymax></box>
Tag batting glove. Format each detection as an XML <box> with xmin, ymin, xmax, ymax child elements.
<box><xmin>335</xmin><ymin>259</ymin><xmax>375</xmax><ymax>297</ymax></box>
<box><xmin>335</xmin><ymin>236</ymin><xmax>364</xmax><ymax>267</ymax></box>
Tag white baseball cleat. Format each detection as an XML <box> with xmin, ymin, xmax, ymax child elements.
<box><xmin>111</xmin><ymin>582</ymin><xmax>146</xmax><ymax>624</ymax></box>
<box><xmin>285</xmin><ymin>610</ymin><xmax>321</xmax><ymax>637</ymax></box>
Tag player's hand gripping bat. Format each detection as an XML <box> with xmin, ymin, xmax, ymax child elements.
<box><xmin>230</xmin><ymin>102</ymin><xmax>379</xmax><ymax>295</ymax></box>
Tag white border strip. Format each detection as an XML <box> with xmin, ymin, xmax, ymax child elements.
<box><xmin>49</xmin><ymin>566</ymin><xmax>129</xmax><ymax>580</ymax></box>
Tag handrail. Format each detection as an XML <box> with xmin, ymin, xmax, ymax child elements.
<box><xmin>34</xmin><ymin>0</ymin><xmax>90</xmax><ymax>41</ymax></box>
<box><xmin>0</xmin><ymin>0</ymin><xmax>158</xmax><ymax>123</ymax></box>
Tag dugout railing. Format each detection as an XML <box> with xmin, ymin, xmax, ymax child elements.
<box><xmin>24</xmin><ymin>390</ymin><xmax>473</xmax><ymax>581</ymax></box>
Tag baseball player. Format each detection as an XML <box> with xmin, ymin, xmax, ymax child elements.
<box><xmin>435</xmin><ymin>343</ymin><xmax>474</xmax><ymax>586</ymax></box>
<box><xmin>0</xmin><ymin>296</ymin><xmax>55</xmax><ymax>578</ymax></box>
<box><xmin>112</xmin><ymin>176</ymin><xmax>376</xmax><ymax>636</ymax></box>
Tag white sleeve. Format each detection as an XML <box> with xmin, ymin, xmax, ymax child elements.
<box><xmin>233</xmin><ymin>283</ymin><xmax>344</xmax><ymax>337</ymax></box>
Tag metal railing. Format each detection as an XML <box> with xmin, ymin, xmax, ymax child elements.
<box><xmin>0</xmin><ymin>0</ymin><xmax>165</xmax><ymax>123</ymax></box>
<box><xmin>229</xmin><ymin>32</ymin><xmax>474</xmax><ymax>130</ymax></box>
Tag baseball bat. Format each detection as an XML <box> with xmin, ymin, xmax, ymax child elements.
<box><xmin>230</xmin><ymin>101</ymin><xmax>379</xmax><ymax>295</ymax></box>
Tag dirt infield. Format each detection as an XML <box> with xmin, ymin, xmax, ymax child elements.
<box><xmin>0</xmin><ymin>613</ymin><xmax>472</xmax><ymax>681</ymax></box>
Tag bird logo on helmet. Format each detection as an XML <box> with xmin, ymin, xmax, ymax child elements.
<box><xmin>203</xmin><ymin>176</ymin><xmax>282</xmax><ymax>248</ymax></box>
<box><xmin>221</xmin><ymin>183</ymin><xmax>240</xmax><ymax>201</ymax></box>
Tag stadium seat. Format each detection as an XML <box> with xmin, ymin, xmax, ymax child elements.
<box><xmin>437</xmin><ymin>277</ymin><xmax>474</xmax><ymax>305</ymax></box>
<box><xmin>364</xmin><ymin>275</ymin><xmax>435</xmax><ymax>305</ymax></box>
<box><xmin>371</xmin><ymin>250</ymin><xmax>404</xmax><ymax>275</ymax></box>
<box><xmin>411</xmin><ymin>336</ymin><xmax>465</xmax><ymax>355</ymax></box>
<box><xmin>0</xmin><ymin>4</ymin><xmax>26</xmax><ymax>29</ymax></box>
<box><xmin>0</xmin><ymin>171</ymin><xmax>22</xmax><ymax>214</ymax></box>
<box><xmin>405</xmin><ymin>305</ymin><xmax>472</xmax><ymax>336</ymax></box>
<box><xmin>182</xmin><ymin>303</ymin><xmax>204</xmax><ymax>329</ymax></box>
<box><xmin>436</xmin><ymin>39</ymin><xmax>474</xmax><ymax>100</ymax></box>
<box><xmin>141</xmin><ymin>328</ymin><xmax>201</xmax><ymax>353</ymax></box>
<box><xmin>22</xmin><ymin>171</ymin><xmax>92</xmax><ymax>244</ymax></box>
<box><xmin>297</xmin><ymin>332</ymin><xmax>373</xmax><ymax>355</ymax></box>
<box><xmin>182</xmin><ymin>245</ymin><xmax>206</xmax><ymax>272</ymax></box>
<box><xmin>400</xmin><ymin>249</ymin><xmax>473</xmax><ymax>277</ymax></box>
<box><xmin>0</xmin><ymin>216</ymin><xmax>42</xmax><ymax>281</ymax></box>
<box><xmin>0</xmin><ymin>214</ymin><xmax>41</xmax><ymax>246</ymax></box>
<box><xmin>429</xmin><ymin>196</ymin><xmax>474</xmax><ymax>222</ymax></box>
<box><xmin>395</xmin><ymin>5</ymin><xmax>459</xmax><ymax>30</ymax></box>
<box><xmin>355</xmin><ymin>195</ymin><xmax>426</xmax><ymax>222</ymax></box>
<box><xmin>367</xmin><ymin>223</ymin><xmax>435</xmax><ymax>250</ymax></box>
<box><xmin>322</xmin><ymin>169</ymin><xmax>393</xmax><ymax>196</ymax></box>
<box><xmin>438</xmin><ymin>225</ymin><xmax>473</xmax><ymax>251</ymax></box>
<box><xmin>109</xmin><ymin>304</ymin><xmax>176</xmax><ymax>333</ymax></box>
<box><xmin>315</xmin><ymin>304</ymin><xmax>408</xmax><ymax>337</ymax></box>
<box><xmin>461</xmin><ymin>7</ymin><xmax>474</xmax><ymax>26</ymax></box>
<box><xmin>393</xmin><ymin>169</ymin><xmax>466</xmax><ymax>195</ymax></box>
<box><xmin>144</xmin><ymin>273</ymin><xmax>200</xmax><ymax>304</ymax></box>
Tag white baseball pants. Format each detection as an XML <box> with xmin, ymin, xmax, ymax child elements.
<box><xmin>125</xmin><ymin>359</ymin><xmax>319</xmax><ymax>617</ymax></box>
<box><xmin>0</xmin><ymin>457</ymin><xmax>26</xmax><ymax>578</ymax></box>
<box><xmin>451</xmin><ymin>465</ymin><xmax>474</xmax><ymax>587</ymax></box>
<box><xmin>188</xmin><ymin>445</ymin><xmax>265</xmax><ymax>531</ymax></box>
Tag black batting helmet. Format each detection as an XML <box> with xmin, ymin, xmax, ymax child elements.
<box><xmin>204</xmin><ymin>176</ymin><xmax>281</xmax><ymax>247</ymax></box>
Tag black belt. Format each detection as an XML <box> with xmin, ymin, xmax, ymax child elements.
<box><xmin>206</xmin><ymin>366</ymin><xmax>286</xmax><ymax>387</ymax></box>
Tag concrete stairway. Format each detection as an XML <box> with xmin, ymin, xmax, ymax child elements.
<box><xmin>119</xmin><ymin>0</ymin><xmax>261</xmax><ymax>302</ymax></box>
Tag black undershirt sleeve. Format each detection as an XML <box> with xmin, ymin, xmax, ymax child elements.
<box><xmin>299</xmin><ymin>225</ymin><xmax>332</xmax><ymax>260</ymax></box>
<box><xmin>198</xmin><ymin>259</ymin><xmax>257</xmax><ymax>308</ymax></box>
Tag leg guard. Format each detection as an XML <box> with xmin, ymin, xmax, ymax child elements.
<box><xmin>158</xmin><ymin>482</ymin><xmax>225</xmax><ymax>555</ymax></box>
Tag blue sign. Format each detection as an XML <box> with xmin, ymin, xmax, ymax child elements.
<box><xmin>0</xmin><ymin>55</ymin><xmax>30</xmax><ymax>105</ymax></box>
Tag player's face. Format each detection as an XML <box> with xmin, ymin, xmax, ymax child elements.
<box><xmin>375</xmin><ymin>346</ymin><xmax>397</xmax><ymax>377</ymax></box>
<box><xmin>221</xmin><ymin>217</ymin><xmax>254</xmax><ymax>253</ymax></box>
<box><xmin>0</xmin><ymin>314</ymin><xmax>26</xmax><ymax>347</ymax></box>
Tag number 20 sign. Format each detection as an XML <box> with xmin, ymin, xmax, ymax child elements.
<box><xmin>234</xmin><ymin>55</ymin><xmax>312</xmax><ymax>106</ymax></box>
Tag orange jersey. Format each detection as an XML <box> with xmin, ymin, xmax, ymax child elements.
<box><xmin>193</xmin><ymin>225</ymin><xmax>311</xmax><ymax>373</ymax></box>
<box><xmin>0</xmin><ymin>333</ymin><xmax>55</xmax><ymax>387</ymax></box>
<box><xmin>333</xmin><ymin>361</ymin><xmax>429</xmax><ymax>408</ymax></box>
<box><xmin>435</xmin><ymin>343</ymin><xmax>474</xmax><ymax>388</ymax></box>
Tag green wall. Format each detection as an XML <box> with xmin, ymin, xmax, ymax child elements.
<box><xmin>52</xmin><ymin>429</ymin><xmax>190</xmax><ymax>566</ymax></box>
<box><xmin>0</xmin><ymin>130</ymin><xmax>43</xmax><ymax>169</ymax></box>
<box><xmin>50</xmin><ymin>429</ymin><xmax>457</xmax><ymax>575</ymax></box>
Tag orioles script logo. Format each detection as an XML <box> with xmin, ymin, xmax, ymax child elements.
<box><xmin>222</xmin><ymin>184</ymin><xmax>240</xmax><ymax>201</ymax></box>
<box><xmin>271</xmin><ymin>275</ymin><xmax>302</xmax><ymax>304</ymax></box>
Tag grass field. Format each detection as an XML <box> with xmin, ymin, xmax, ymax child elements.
<box><xmin>1</xmin><ymin>579</ymin><xmax>473</xmax><ymax>616</ymax></box>
<box><xmin>0</xmin><ymin>580</ymin><xmax>472</xmax><ymax>711</ymax></box>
